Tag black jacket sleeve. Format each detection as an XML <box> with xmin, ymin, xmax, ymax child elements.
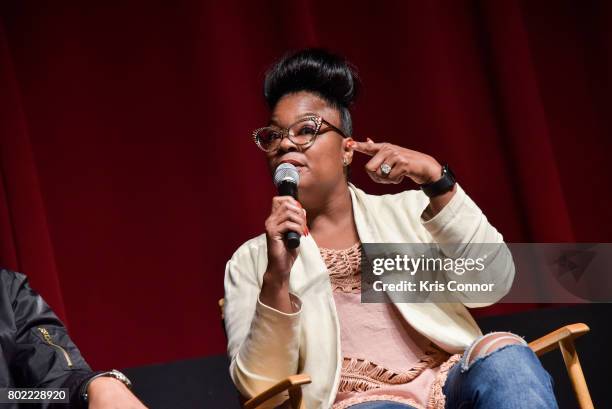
<box><xmin>2</xmin><ymin>269</ymin><xmax>97</xmax><ymax>408</ymax></box>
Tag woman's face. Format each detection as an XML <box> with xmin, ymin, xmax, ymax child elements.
<box><xmin>265</xmin><ymin>91</ymin><xmax>352</xmax><ymax>197</ymax></box>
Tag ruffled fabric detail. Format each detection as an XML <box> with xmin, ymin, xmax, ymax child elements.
<box><xmin>320</xmin><ymin>242</ymin><xmax>363</xmax><ymax>293</ymax></box>
<box><xmin>331</xmin><ymin>353</ymin><xmax>461</xmax><ymax>409</ymax></box>
<box><xmin>338</xmin><ymin>346</ymin><xmax>449</xmax><ymax>393</ymax></box>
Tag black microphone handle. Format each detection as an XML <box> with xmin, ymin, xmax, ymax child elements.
<box><xmin>278</xmin><ymin>181</ymin><xmax>301</xmax><ymax>249</ymax></box>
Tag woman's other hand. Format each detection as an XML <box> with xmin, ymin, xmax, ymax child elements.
<box><xmin>351</xmin><ymin>138</ymin><xmax>442</xmax><ymax>185</ymax></box>
<box><xmin>351</xmin><ymin>138</ymin><xmax>456</xmax><ymax>217</ymax></box>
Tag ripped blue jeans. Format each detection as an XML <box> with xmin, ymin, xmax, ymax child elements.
<box><xmin>442</xmin><ymin>332</ymin><xmax>559</xmax><ymax>408</ymax></box>
<box><xmin>349</xmin><ymin>332</ymin><xmax>559</xmax><ymax>409</ymax></box>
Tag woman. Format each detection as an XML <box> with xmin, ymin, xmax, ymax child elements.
<box><xmin>223</xmin><ymin>49</ymin><xmax>557</xmax><ymax>409</ymax></box>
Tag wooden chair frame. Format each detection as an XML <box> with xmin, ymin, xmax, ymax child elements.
<box><xmin>219</xmin><ymin>299</ymin><xmax>594</xmax><ymax>409</ymax></box>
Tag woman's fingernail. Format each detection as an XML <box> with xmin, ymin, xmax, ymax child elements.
<box><xmin>367</xmin><ymin>137</ymin><xmax>374</xmax><ymax>143</ymax></box>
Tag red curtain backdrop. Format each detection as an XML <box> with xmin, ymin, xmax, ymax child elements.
<box><xmin>0</xmin><ymin>0</ymin><xmax>610</xmax><ymax>369</ymax></box>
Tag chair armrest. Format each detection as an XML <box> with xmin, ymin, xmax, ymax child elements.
<box><xmin>243</xmin><ymin>374</ymin><xmax>312</xmax><ymax>409</ymax></box>
<box><xmin>528</xmin><ymin>323</ymin><xmax>590</xmax><ymax>356</ymax></box>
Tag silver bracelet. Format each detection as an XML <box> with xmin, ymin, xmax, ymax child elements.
<box><xmin>81</xmin><ymin>369</ymin><xmax>132</xmax><ymax>403</ymax></box>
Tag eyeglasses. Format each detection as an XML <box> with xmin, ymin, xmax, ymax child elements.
<box><xmin>252</xmin><ymin>114</ymin><xmax>347</xmax><ymax>153</ymax></box>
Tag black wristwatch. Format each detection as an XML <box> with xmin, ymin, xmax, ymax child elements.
<box><xmin>420</xmin><ymin>164</ymin><xmax>456</xmax><ymax>198</ymax></box>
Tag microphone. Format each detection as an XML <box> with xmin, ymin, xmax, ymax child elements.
<box><xmin>273</xmin><ymin>163</ymin><xmax>301</xmax><ymax>249</ymax></box>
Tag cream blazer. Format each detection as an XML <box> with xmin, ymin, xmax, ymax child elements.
<box><xmin>223</xmin><ymin>183</ymin><xmax>514</xmax><ymax>408</ymax></box>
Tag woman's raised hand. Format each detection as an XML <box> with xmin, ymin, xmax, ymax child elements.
<box><xmin>350</xmin><ymin>139</ymin><xmax>443</xmax><ymax>185</ymax></box>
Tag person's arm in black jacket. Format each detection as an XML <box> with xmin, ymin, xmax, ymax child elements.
<box><xmin>4</xmin><ymin>269</ymin><xmax>96</xmax><ymax>408</ymax></box>
<box><xmin>2</xmin><ymin>269</ymin><xmax>145</xmax><ymax>408</ymax></box>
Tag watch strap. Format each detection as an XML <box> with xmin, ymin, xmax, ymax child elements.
<box><xmin>420</xmin><ymin>164</ymin><xmax>456</xmax><ymax>198</ymax></box>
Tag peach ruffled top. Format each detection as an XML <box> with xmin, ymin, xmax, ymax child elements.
<box><xmin>320</xmin><ymin>243</ymin><xmax>461</xmax><ymax>409</ymax></box>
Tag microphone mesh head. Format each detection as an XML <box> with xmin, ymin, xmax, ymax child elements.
<box><xmin>274</xmin><ymin>163</ymin><xmax>300</xmax><ymax>187</ymax></box>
